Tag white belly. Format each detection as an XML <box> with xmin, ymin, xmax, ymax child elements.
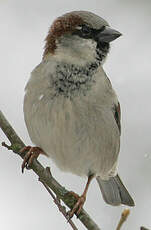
<box><xmin>24</xmin><ymin>94</ymin><xmax>120</xmax><ymax>179</ymax></box>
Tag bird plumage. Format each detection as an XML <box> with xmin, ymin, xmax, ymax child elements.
<box><xmin>23</xmin><ymin>10</ymin><xmax>134</xmax><ymax>207</ymax></box>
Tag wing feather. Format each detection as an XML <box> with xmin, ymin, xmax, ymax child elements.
<box><xmin>114</xmin><ymin>102</ymin><xmax>121</xmax><ymax>134</ymax></box>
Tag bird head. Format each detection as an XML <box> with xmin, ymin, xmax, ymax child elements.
<box><xmin>43</xmin><ymin>11</ymin><xmax>122</xmax><ymax>65</ymax></box>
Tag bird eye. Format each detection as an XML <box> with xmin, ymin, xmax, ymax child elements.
<box><xmin>81</xmin><ymin>25</ymin><xmax>91</xmax><ymax>36</ymax></box>
<box><xmin>99</xmin><ymin>25</ymin><xmax>106</xmax><ymax>33</ymax></box>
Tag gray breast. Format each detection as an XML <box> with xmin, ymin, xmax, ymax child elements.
<box><xmin>24</xmin><ymin>60</ymin><xmax>120</xmax><ymax>178</ymax></box>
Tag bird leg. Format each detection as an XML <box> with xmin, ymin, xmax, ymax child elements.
<box><xmin>68</xmin><ymin>174</ymin><xmax>94</xmax><ymax>218</ymax></box>
<box><xmin>20</xmin><ymin>146</ymin><xmax>45</xmax><ymax>173</ymax></box>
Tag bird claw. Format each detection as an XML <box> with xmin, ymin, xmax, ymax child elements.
<box><xmin>67</xmin><ymin>191</ymin><xmax>86</xmax><ymax>219</ymax></box>
<box><xmin>20</xmin><ymin>146</ymin><xmax>43</xmax><ymax>173</ymax></box>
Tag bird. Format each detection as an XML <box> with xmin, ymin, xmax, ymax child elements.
<box><xmin>21</xmin><ymin>10</ymin><xmax>135</xmax><ymax>217</ymax></box>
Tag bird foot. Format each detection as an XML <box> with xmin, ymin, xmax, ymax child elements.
<box><xmin>20</xmin><ymin>146</ymin><xmax>44</xmax><ymax>173</ymax></box>
<box><xmin>67</xmin><ymin>191</ymin><xmax>86</xmax><ymax>219</ymax></box>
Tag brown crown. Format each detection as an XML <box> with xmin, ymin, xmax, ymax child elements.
<box><xmin>43</xmin><ymin>14</ymin><xmax>83</xmax><ymax>58</ymax></box>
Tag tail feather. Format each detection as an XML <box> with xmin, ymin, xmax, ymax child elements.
<box><xmin>96</xmin><ymin>174</ymin><xmax>135</xmax><ymax>206</ymax></box>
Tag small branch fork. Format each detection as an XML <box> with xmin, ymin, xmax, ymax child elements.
<box><xmin>2</xmin><ymin>141</ymin><xmax>12</xmax><ymax>150</ymax></box>
<box><xmin>39</xmin><ymin>167</ymin><xmax>78</xmax><ymax>230</ymax></box>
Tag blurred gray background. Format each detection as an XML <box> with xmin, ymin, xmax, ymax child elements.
<box><xmin>0</xmin><ymin>0</ymin><xmax>151</xmax><ymax>229</ymax></box>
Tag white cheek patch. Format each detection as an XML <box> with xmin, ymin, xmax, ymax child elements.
<box><xmin>85</xmin><ymin>38</ymin><xmax>97</xmax><ymax>48</ymax></box>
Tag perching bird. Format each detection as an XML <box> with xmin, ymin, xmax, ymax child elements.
<box><xmin>21</xmin><ymin>11</ymin><xmax>135</xmax><ymax>217</ymax></box>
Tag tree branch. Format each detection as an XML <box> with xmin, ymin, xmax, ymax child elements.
<box><xmin>141</xmin><ymin>227</ymin><xmax>151</xmax><ymax>230</ymax></box>
<box><xmin>0</xmin><ymin>110</ymin><xmax>101</xmax><ymax>230</ymax></box>
<box><xmin>39</xmin><ymin>170</ymin><xmax>78</xmax><ymax>230</ymax></box>
<box><xmin>116</xmin><ymin>209</ymin><xmax>130</xmax><ymax>230</ymax></box>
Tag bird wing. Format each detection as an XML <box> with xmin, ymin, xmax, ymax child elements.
<box><xmin>113</xmin><ymin>102</ymin><xmax>121</xmax><ymax>134</ymax></box>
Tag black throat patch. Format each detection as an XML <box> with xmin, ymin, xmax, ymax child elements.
<box><xmin>51</xmin><ymin>62</ymin><xmax>100</xmax><ymax>98</ymax></box>
<box><xmin>96</xmin><ymin>42</ymin><xmax>110</xmax><ymax>62</ymax></box>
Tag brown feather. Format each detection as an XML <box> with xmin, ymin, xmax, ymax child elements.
<box><xmin>43</xmin><ymin>14</ymin><xmax>83</xmax><ymax>57</ymax></box>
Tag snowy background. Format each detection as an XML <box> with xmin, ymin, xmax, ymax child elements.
<box><xmin>0</xmin><ymin>0</ymin><xmax>151</xmax><ymax>229</ymax></box>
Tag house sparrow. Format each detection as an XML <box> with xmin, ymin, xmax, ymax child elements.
<box><xmin>21</xmin><ymin>11</ymin><xmax>135</xmax><ymax>217</ymax></box>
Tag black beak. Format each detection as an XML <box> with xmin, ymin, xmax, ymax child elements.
<box><xmin>96</xmin><ymin>26</ymin><xmax>122</xmax><ymax>43</ymax></box>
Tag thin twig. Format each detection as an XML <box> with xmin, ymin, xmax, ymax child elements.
<box><xmin>39</xmin><ymin>167</ymin><xmax>78</xmax><ymax>230</ymax></box>
<box><xmin>116</xmin><ymin>209</ymin><xmax>130</xmax><ymax>230</ymax></box>
<box><xmin>2</xmin><ymin>141</ymin><xmax>12</xmax><ymax>150</ymax></box>
<box><xmin>0</xmin><ymin>110</ymin><xmax>101</xmax><ymax>230</ymax></box>
<box><xmin>141</xmin><ymin>227</ymin><xmax>151</xmax><ymax>230</ymax></box>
